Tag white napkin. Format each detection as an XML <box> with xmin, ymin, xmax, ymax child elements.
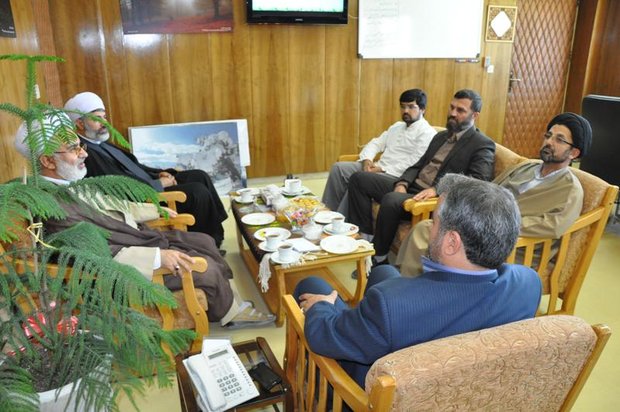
<box><xmin>287</xmin><ymin>237</ymin><xmax>320</xmax><ymax>252</ymax></box>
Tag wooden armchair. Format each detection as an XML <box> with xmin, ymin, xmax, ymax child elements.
<box><xmin>142</xmin><ymin>191</ymin><xmax>210</xmax><ymax>351</ymax></box>
<box><xmin>282</xmin><ymin>294</ymin><xmax>611</xmax><ymax>411</ymax></box>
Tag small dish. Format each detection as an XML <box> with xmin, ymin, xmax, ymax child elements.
<box><xmin>233</xmin><ymin>196</ymin><xmax>255</xmax><ymax>204</ymax></box>
<box><xmin>320</xmin><ymin>235</ymin><xmax>359</xmax><ymax>255</ymax></box>
<box><xmin>281</xmin><ymin>186</ymin><xmax>312</xmax><ymax>196</ymax></box>
<box><xmin>253</xmin><ymin>227</ymin><xmax>292</xmax><ymax>241</ymax></box>
<box><xmin>241</xmin><ymin>213</ymin><xmax>276</xmax><ymax>226</ymax></box>
<box><xmin>270</xmin><ymin>250</ymin><xmax>302</xmax><ymax>264</ymax></box>
<box><xmin>323</xmin><ymin>223</ymin><xmax>359</xmax><ymax>236</ymax></box>
<box><xmin>314</xmin><ymin>210</ymin><xmax>344</xmax><ymax>225</ymax></box>
<box><xmin>258</xmin><ymin>241</ymin><xmax>280</xmax><ymax>253</ymax></box>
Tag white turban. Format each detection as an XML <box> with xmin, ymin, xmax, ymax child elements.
<box><xmin>14</xmin><ymin>111</ymin><xmax>75</xmax><ymax>159</ymax></box>
<box><xmin>63</xmin><ymin>91</ymin><xmax>106</xmax><ymax>123</ymax></box>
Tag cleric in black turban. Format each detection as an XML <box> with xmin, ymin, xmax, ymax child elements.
<box><xmin>546</xmin><ymin>112</ymin><xmax>592</xmax><ymax>158</ymax></box>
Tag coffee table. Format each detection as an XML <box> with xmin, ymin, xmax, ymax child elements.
<box><xmin>230</xmin><ymin>194</ymin><xmax>374</xmax><ymax>327</ymax></box>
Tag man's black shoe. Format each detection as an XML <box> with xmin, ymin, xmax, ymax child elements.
<box><xmin>219</xmin><ymin>249</ymin><xmax>227</xmax><ymax>257</ymax></box>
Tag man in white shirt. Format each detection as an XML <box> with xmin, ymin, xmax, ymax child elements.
<box><xmin>321</xmin><ymin>89</ymin><xmax>436</xmax><ymax>216</ymax></box>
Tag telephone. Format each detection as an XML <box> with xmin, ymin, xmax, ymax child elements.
<box><xmin>183</xmin><ymin>339</ymin><xmax>259</xmax><ymax>411</ymax></box>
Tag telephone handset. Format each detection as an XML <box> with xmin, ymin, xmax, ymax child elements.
<box><xmin>183</xmin><ymin>339</ymin><xmax>259</xmax><ymax>412</ymax></box>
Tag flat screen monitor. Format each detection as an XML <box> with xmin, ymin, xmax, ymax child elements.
<box><xmin>246</xmin><ymin>0</ymin><xmax>348</xmax><ymax>25</ymax></box>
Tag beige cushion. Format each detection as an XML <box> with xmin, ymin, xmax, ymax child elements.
<box><xmin>366</xmin><ymin>315</ymin><xmax>596</xmax><ymax>411</ymax></box>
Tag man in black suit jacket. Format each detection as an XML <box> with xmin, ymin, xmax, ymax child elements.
<box><xmin>64</xmin><ymin>92</ymin><xmax>228</xmax><ymax>249</ymax></box>
<box><xmin>347</xmin><ymin>89</ymin><xmax>496</xmax><ymax>265</ymax></box>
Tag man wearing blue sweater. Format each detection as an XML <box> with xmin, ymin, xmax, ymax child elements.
<box><xmin>294</xmin><ymin>173</ymin><xmax>542</xmax><ymax>388</ymax></box>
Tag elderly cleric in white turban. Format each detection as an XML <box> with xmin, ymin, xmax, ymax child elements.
<box><xmin>14</xmin><ymin>111</ymin><xmax>76</xmax><ymax>160</ymax></box>
<box><xmin>63</xmin><ymin>92</ymin><xmax>106</xmax><ymax>123</ymax></box>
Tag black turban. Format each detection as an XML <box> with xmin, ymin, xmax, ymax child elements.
<box><xmin>546</xmin><ymin>112</ymin><xmax>592</xmax><ymax>158</ymax></box>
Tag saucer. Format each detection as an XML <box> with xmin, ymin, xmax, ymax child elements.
<box><xmin>281</xmin><ymin>186</ymin><xmax>311</xmax><ymax>196</ymax></box>
<box><xmin>314</xmin><ymin>210</ymin><xmax>344</xmax><ymax>225</ymax></box>
<box><xmin>320</xmin><ymin>235</ymin><xmax>359</xmax><ymax>255</ymax></box>
<box><xmin>258</xmin><ymin>241</ymin><xmax>280</xmax><ymax>253</ymax></box>
<box><xmin>254</xmin><ymin>227</ymin><xmax>292</xmax><ymax>241</ymax></box>
<box><xmin>270</xmin><ymin>250</ymin><xmax>302</xmax><ymax>265</ymax></box>
<box><xmin>323</xmin><ymin>223</ymin><xmax>359</xmax><ymax>236</ymax></box>
<box><xmin>241</xmin><ymin>213</ymin><xmax>275</xmax><ymax>225</ymax></box>
<box><xmin>233</xmin><ymin>196</ymin><xmax>255</xmax><ymax>204</ymax></box>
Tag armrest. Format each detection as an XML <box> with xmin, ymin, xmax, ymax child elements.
<box><xmin>145</xmin><ymin>213</ymin><xmax>195</xmax><ymax>231</ymax></box>
<box><xmin>153</xmin><ymin>257</ymin><xmax>209</xmax><ymax>352</ymax></box>
<box><xmin>338</xmin><ymin>154</ymin><xmax>359</xmax><ymax>162</ymax></box>
<box><xmin>402</xmin><ymin>197</ymin><xmax>438</xmax><ymax>226</ymax></box>
<box><xmin>157</xmin><ymin>191</ymin><xmax>187</xmax><ymax>212</ymax></box>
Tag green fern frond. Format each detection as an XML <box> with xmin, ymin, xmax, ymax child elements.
<box><xmin>46</xmin><ymin>222</ymin><xmax>111</xmax><ymax>256</ymax></box>
<box><xmin>0</xmin><ymin>362</ymin><xmax>38</xmax><ymax>412</ymax></box>
<box><xmin>0</xmin><ymin>102</ymin><xmax>27</xmax><ymax>119</ymax></box>
<box><xmin>67</xmin><ymin>175</ymin><xmax>162</xmax><ymax>208</ymax></box>
<box><xmin>0</xmin><ymin>181</ymin><xmax>68</xmax><ymax>242</ymax></box>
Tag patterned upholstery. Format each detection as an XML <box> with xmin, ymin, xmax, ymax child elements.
<box><xmin>366</xmin><ymin>315</ymin><xmax>610</xmax><ymax>411</ymax></box>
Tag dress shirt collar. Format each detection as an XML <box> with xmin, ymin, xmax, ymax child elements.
<box><xmin>422</xmin><ymin>256</ymin><xmax>497</xmax><ymax>277</ymax></box>
<box><xmin>42</xmin><ymin>175</ymin><xmax>71</xmax><ymax>186</ymax></box>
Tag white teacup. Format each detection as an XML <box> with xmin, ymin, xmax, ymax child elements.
<box><xmin>331</xmin><ymin>216</ymin><xmax>346</xmax><ymax>233</ymax></box>
<box><xmin>239</xmin><ymin>188</ymin><xmax>254</xmax><ymax>203</ymax></box>
<box><xmin>265</xmin><ymin>233</ymin><xmax>282</xmax><ymax>250</ymax></box>
<box><xmin>277</xmin><ymin>243</ymin><xmax>294</xmax><ymax>262</ymax></box>
<box><xmin>284</xmin><ymin>178</ymin><xmax>302</xmax><ymax>194</ymax></box>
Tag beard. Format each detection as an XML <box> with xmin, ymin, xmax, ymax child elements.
<box><xmin>402</xmin><ymin>112</ymin><xmax>421</xmax><ymax>126</ymax></box>
<box><xmin>445</xmin><ymin>113</ymin><xmax>474</xmax><ymax>134</ymax></box>
<box><xmin>84</xmin><ymin>123</ymin><xmax>110</xmax><ymax>143</ymax></box>
<box><xmin>427</xmin><ymin>231</ymin><xmax>444</xmax><ymax>264</ymax></box>
<box><xmin>539</xmin><ymin>145</ymin><xmax>572</xmax><ymax>164</ymax></box>
<box><xmin>55</xmin><ymin>156</ymin><xmax>87</xmax><ymax>182</ymax></box>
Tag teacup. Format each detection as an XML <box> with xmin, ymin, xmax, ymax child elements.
<box><xmin>239</xmin><ymin>188</ymin><xmax>254</xmax><ymax>203</ymax></box>
<box><xmin>303</xmin><ymin>224</ymin><xmax>323</xmax><ymax>242</ymax></box>
<box><xmin>277</xmin><ymin>243</ymin><xmax>294</xmax><ymax>262</ymax></box>
<box><xmin>265</xmin><ymin>233</ymin><xmax>282</xmax><ymax>250</ymax></box>
<box><xmin>284</xmin><ymin>178</ymin><xmax>302</xmax><ymax>194</ymax></box>
<box><xmin>331</xmin><ymin>216</ymin><xmax>346</xmax><ymax>234</ymax></box>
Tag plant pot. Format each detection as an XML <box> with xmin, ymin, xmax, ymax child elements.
<box><xmin>37</xmin><ymin>354</ymin><xmax>112</xmax><ymax>412</ymax></box>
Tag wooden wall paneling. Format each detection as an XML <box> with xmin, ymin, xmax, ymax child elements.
<box><xmin>248</xmin><ymin>25</ymin><xmax>290</xmax><ymax>177</ymax></box>
<box><xmin>358</xmin><ymin>59</ymin><xmax>394</xmax><ymax>148</ymax></box>
<box><xmin>0</xmin><ymin>0</ymin><xmax>41</xmax><ymax>183</ymax></box>
<box><xmin>287</xmin><ymin>26</ymin><xmax>326</xmax><ymax>174</ymax></box>
<box><xmin>122</xmin><ymin>34</ymin><xmax>174</xmax><ymax>128</ymax></box>
<box><xmin>421</xmin><ymin>58</ymin><xmax>456</xmax><ymax>127</ymax></box>
<box><xmin>49</xmin><ymin>1</ymin><xmax>107</xmax><ymax>105</ymax></box>
<box><xmin>323</xmin><ymin>21</ymin><xmax>360</xmax><ymax>167</ymax></box>
<box><xmin>168</xmin><ymin>34</ymin><xmax>214</xmax><ymax>124</ymax></box>
<box><xmin>564</xmin><ymin>0</ymin><xmax>600</xmax><ymax>113</ymax></box>
<box><xmin>591</xmin><ymin>0</ymin><xmax>620</xmax><ymax>96</ymax></box>
<box><xmin>98</xmin><ymin>0</ymin><xmax>134</xmax><ymax>137</ymax></box>
<box><xmin>206</xmin><ymin>0</ymin><xmax>253</xmax><ymax>121</ymax></box>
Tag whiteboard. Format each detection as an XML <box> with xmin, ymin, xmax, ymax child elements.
<box><xmin>358</xmin><ymin>0</ymin><xmax>484</xmax><ymax>59</ymax></box>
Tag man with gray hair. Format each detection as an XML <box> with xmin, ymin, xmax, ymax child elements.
<box><xmin>293</xmin><ymin>174</ymin><xmax>541</xmax><ymax>387</ymax></box>
<box><xmin>13</xmin><ymin>112</ymin><xmax>275</xmax><ymax>329</ymax></box>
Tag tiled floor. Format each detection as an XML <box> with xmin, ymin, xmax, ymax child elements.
<box><xmin>118</xmin><ymin>174</ymin><xmax>620</xmax><ymax>411</ymax></box>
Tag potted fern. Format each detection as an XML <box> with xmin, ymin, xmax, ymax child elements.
<box><xmin>0</xmin><ymin>54</ymin><xmax>194</xmax><ymax>411</ymax></box>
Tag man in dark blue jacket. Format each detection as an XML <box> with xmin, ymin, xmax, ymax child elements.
<box><xmin>295</xmin><ymin>174</ymin><xmax>541</xmax><ymax>388</ymax></box>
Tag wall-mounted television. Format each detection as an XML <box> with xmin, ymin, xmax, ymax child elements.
<box><xmin>246</xmin><ymin>0</ymin><xmax>348</xmax><ymax>25</ymax></box>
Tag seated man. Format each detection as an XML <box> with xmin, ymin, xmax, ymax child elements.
<box><xmin>321</xmin><ymin>88</ymin><xmax>436</xmax><ymax>216</ymax></box>
<box><xmin>396</xmin><ymin>112</ymin><xmax>592</xmax><ymax>276</ymax></box>
<box><xmin>14</xmin><ymin>113</ymin><xmax>272</xmax><ymax>330</ymax></box>
<box><xmin>347</xmin><ymin>89</ymin><xmax>495</xmax><ymax>268</ymax></box>
<box><xmin>64</xmin><ymin>92</ymin><xmax>228</xmax><ymax>250</ymax></box>
<box><xmin>295</xmin><ymin>174</ymin><xmax>542</xmax><ymax>387</ymax></box>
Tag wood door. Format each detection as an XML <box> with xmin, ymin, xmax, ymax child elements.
<box><xmin>503</xmin><ymin>0</ymin><xmax>579</xmax><ymax>157</ymax></box>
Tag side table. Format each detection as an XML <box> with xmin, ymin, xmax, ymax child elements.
<box><xmin>176</xmin><ymin>337</ymin><xmax>292</xmax><ymax>411</ymax></box>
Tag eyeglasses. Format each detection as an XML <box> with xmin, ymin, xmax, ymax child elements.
<box><xmin>55</xmin><ymin>143</ymin><xmax>87</xmax><ymax>155</ymax></box>
<box><xmin>543</xmin><ymin>132</ymin><xmax>577</xmax><ymax>148</ymax></box>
